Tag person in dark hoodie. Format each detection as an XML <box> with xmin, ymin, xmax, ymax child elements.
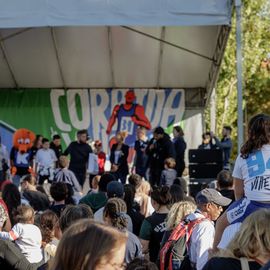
<box><xmin>146</xmin><ymin>127</ymin><xmax>175</xmax><ymax>187</ymax></box>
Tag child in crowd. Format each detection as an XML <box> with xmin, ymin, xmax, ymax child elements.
<box><xmin>160</xmin><ymin>158</ymin><xmax>177</xmax><ymax>187</ymax></box>
<box><xmin>49</xmin><ymin>182</ymin><xmax>68</xmax><ymax>217</ymax></box>
<box><xmin>39</xmin><ymin>210</ymin><xmax>60</xmax><ymax>262</ymax></box>
<box><xmin>88</xmin><ymin>175</ymin><xmax>101</xmax><ymax>194</ymax></box>
<box><xmin>54</xmin><ymin>156</ymin><xmax>82</xmax><ymax>194</ymax></box>
<box><xmin>36</xmin><ymin>138</ymin><xmax>57</xmax><ymax>185</ymax></box>
<box><xmin>0</xmin><ymin>205</ymin><xmax>43</xmax><ymax>263</ymax></box>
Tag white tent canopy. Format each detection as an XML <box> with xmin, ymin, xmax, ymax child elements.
<box><xmin>0</xmin><ymin>0</ymin><xmax>232</xmax><ymax>27</ymax></box>
<box><xmin>0</xmin><ymin>0</ymin><xmax>233</xmax><ymax>108</ymax></box>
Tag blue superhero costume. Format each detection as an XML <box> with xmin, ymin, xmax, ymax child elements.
<box><xmin>116</xmin><ymin>104</ymin><xmax>138</xmax><ymax>146</ymax></box>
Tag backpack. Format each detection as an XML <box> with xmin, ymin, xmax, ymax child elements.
<box><xmin>159</xmin><ymin>217</ymin><xmax>207</xmax><ymax>270</ymax></box>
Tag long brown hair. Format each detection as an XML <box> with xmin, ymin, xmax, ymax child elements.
<box><xmin>241</xmin><ymin>113</ymin><xmax>270</xmax><ymax>158</ymax></box>
<box><xmin>39</xmin><ymin>210</ymin><xmax>59</xmax><ymax>244</ymax></box>
<box><xmin>49</xmin><ymin>219</ymin><xmax>127</xmax><ymax>270</ymax></box>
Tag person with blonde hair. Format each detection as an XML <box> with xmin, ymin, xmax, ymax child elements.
<box><xmin>203</xmin><ymin>209</ymin><xmax>270</xmax><ymax>270</ymax></box>
<box><xmin>110</xmin><ymin>131</ymin><xmax>130</xmax><ymax>184</ymax></box>
<box><xmin>53</xmin><ymin>155</ymin><xmax>82</xmax><ymax>194</ymax></box>
<box><xmin>129</xmin><ymin>174</ymin><xmax>154</xmax><ymax>217</ymax></box>
<box><xmin>49</xmin><ymin>219</ymin><xmax>127</xmax><ymax>270</ymax></box>
<box><xmin>0</xmin><ymin>205</ymin><xmax>43</xmax><ymax>263</ymax></box>
<box><xmin>165</xmin><ymin>201</ymin><xmax>197</xmax><ymax>231</ymax></box>
<box><xmin>160</xmin><ymin>201</ymin><xmax>197</xmax><ymax>250</ymax></box>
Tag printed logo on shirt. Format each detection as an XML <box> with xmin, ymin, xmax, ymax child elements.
<box><xmin>246</xmin><ymin>151</ymin><xmax>270</xmax><ymax>178</ymax></box>
<box><xmin>251</xmin><ymin>175</ymin><xmax>270</xmax><ymax>191</ymax></box>
<box><xmin>227</xmin><ymin>198</ymin><xmax>250</xmax><ymax>223</ymax></box>
<box><xmin>154</xmin><ymin>222</ymin><xmax>166</xmax><ymax>233</ymax></box>
<box><xmin>119</xmin><ymin>117</ymin><xmax>135</xmax><ymax>135</ymax></box>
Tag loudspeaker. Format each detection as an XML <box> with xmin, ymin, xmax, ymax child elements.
<box><xmin>189</xmin><ymin>149</ymin><xmax>223</xmax><ymax>164</ymax></box>
<box><xmin>189</xmin><ymin>163</ymin><xmax>223</xmax><ymax>179</ymax></box>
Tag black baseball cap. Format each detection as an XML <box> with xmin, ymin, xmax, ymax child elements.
<box><xmin>196</xmin><ymin>188</ymin><xmax>231</xmax><ymax>206</ymax></box>
<box><xmin>107</xmin><ymin>181</ymin><xmax>124</xmax><ymax>198</ymax></box>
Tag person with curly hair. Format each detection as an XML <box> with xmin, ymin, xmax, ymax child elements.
<box><xmin>104</xmin><ymin>197</ymin><xmax>143</xmax><ymax>264</ymax></box>
<box><xmin>214</xmin><ymin>114</ymin><xmax>270</xmax><ymax>251</ymax></box>
<box><xmin>160</xmin><ymin>200</ymin><xmax>197</xmax><ymax>248</ymax></box>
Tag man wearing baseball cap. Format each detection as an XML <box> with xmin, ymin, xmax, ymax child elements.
<box><xmin>186</xmin><ymin>188</ymin><xmax>231</xmax><ymax>270</ymax></box>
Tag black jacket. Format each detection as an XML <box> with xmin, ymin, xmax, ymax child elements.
<box><xmin>146</xmin><ymin>133</ymin><xmax>176</xmax><ymax>170</ymax></box>
<box><xmin>110</xmin><ymin>143</ymin><xmax>129</xmax><ymax>175</ymax></box>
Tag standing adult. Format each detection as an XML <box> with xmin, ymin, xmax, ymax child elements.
<box><xmin>139</xmin><ymin>186</ymin><xmax>171</xmax><ymax>263</ymax></box>
<box><xmin>211</xmin><ymin>126</ymin><xmax>233</xmax><ymax>170</ymax></box>
<box><xmin>173</xmin><ymin>126</ymin><xmax>186</xmax><ymax>177</ymax></box>
<box><xmin>198</xmin><ymin>132</ymin><xmax>216</xmax><ymax>150</ymax></box>
<box><xmin>64</xmin><ymin>129</ymin><xmax>92</xmax><ymax>188</ymax></box>
<box><xmin>134</xmin><ymin>127</ymin><xmax>149</xmax><ymax>179</ymax></box>
<box><xmin>50</xmin><ymin>135</ymin><xmax>63</xmax><ymax>161</ymax></box>
<box><xmin>110</xmin><ymin>131</ymin><xmax>129</xmax><ymax>184</ymax></box>
<box><xmin>146</xmin><ymin>127</ymin><xmax>175</xmax><ymax>187</ymax></box>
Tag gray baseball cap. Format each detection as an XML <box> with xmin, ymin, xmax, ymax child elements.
<box><xmin>196</xmin><ymin>188</ymin><xmax>232</xmax><ymax>206</ymax></box>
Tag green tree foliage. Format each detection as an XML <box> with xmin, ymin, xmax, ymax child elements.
<box><xmin>206</xmin><ymin>0</ymin><xmax>270</xmax><ymax>157</ymax></box>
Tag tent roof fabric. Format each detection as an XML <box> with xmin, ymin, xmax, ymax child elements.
<box><xmin>0</xmin><ymin>1</ymin><xmax>233</xmax><ymax>108</ymax></box>
<box><xmin>0</xmin><ymin>0</ymin><xmax>232</xmax><ymax>28</ymax></box>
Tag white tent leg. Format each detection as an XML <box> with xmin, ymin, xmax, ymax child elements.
<box><xmin>236</xmin><ymin>0</ymin><xmax>243</xmax><ymax>153</ymax></box>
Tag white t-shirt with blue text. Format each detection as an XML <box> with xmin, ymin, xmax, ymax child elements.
<box><xmin>233</xmin><ymin>144</ymin><xmax>270</xmax><ymax>201</ymax></box>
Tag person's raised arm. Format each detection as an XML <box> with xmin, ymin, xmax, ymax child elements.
<box><xmin>213</xmin><ymin>136</ymin><xmax>232</xmax><ymax>149</ymax></box>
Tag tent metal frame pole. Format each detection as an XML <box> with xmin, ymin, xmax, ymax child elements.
<box><xmin>107</xmin><ymin>26</ymin><xmax>115</xmax><ymax>87</ymax></box>
<box><xmin>50</xmin><ymin>27</ymin><xmax>66</xmax><ymax>88</ymax></box>
<box><xmin>236</xmin><ymin>0</ymin><xmax>243</xmax><ymax>153</ymax></box>
<box><xmin>122</xmin><ymin>26</ymin><xmax>215</xmax><ymax>63</ymax></box>
<box><xmin>156</xmin><ymin>26</ymin><xmax>165</xmax><ymax>88</ymax></box>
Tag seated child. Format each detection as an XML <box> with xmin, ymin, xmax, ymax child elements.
<box><xmin>160</xmin><ymin>158</ymin><xmax>177</xmax><ymax>187</ymax></box>
<box><xmin>0</xmin><ymin>205</ymin><xmax>43</xmax><ymax>263</ymax></box>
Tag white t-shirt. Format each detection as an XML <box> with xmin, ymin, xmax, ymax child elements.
<box><xmin>233</xmin><ymin>144</ymin><xmax>270</xmax><ymax>201</ymax></box>
<box><xmin>0</xmin><ymin>223</ymin><xmax>43</xmax><ymax>263</ymax></box>
<box><xmin>218</xmin><ymin>222</ymin><xmax>241</xmax><ymax>250</ymax></box>
<box><xmin>187</xmin><ymin>212</ymin><xmax>215</xmax><ymax>270</ymax></box>
<box><xmin>36</xmin><ymin>148</ymin><xmax>57</xmax><ymax>168</ymax></box>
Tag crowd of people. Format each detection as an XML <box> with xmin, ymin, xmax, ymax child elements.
<box><xmin>0</xmin><ymin>113</ymin><xmax>270</xmax><ymax>270</ymax></box>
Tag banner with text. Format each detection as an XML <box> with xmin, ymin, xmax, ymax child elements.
<box><xmin>0</xmin><ymin>88</ymin><xmax>185</xmax><ymax>153</ymax></box>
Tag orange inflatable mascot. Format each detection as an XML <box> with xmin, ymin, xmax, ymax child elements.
<box><xmin>10</xmin><ymin>129</ymin><xmax>36</xmax><ymax>185</ymax></box>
